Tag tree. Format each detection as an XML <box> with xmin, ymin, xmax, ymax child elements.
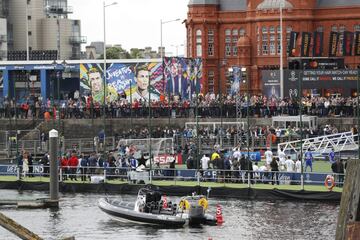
<box><xmin>130</xmin><ymin>48</ymin><xmax>143</xmax><ymax>59</ymax></box>
<box><xmin>98</xmin><ymin>46</ymin><xmax>131</xmax><ymax>59</ymax></box>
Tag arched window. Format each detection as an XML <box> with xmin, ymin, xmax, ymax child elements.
<box><xmin>208</xmin><ymin>70</ymin><xmax>215</xmax><ymax>93</ymax></box>
<box><xmin>316</xmin><ymin>26</ymin><xmax>324</xmax><ymax>32</ymax></box>
<box><xmin>225</xmin><ymin>29</ymin><xmax>231</xmax><ymax>56</ymax></box>
<box><xmin>240</xmin><ymin>28</ymin><xmax>246</xmax><ymax>37</ymax></box>
<box><xmin>331</xmin><ymin>25</ymin><xmax>338</xmax><ymax>32</ymax></box>
<box><xmin>262</xmin><ymin>26</ymin><xmax>268</xmax><ymax>55</ymax></box>
<box><xmin>196</xmin><ymin>29</ymin><xmax>202</xmax><ymax>57</ymax></box>
<box><xmin>207</xmin><ymin>29</ymin><xmax>214</xmax><ymax>56</ymax></box>
<box><xmin>354</xmin><ymin>24</ymin><xmax>360</xmax><ymax>32</ymax></box>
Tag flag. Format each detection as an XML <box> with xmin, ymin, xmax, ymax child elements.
<box><xmin>329</xmin><ymin>31</ymin><xmax>339</xmax><ymax>57</ymax></box>
<box><xmin>301</xmin><ymin>32</ymin><xmax>312</xmax><ymax>57</ymax></box>
<box><xmin>288</xmin><ymin>31</ymin><xmax>299</xmax><ymax>57</ymax></box>
<box><xmin>342</xmin><ymin>31</ymin><xmax>354</xmax><ymax>56</ymax></box>
<box><xmin>313</xmin><ymin>31</ymin><xmax>324</xmax><ymax>57</ymax></box>
<box><xmin>355</xmin><ymin>32</ymin><xmax>360</xmax><ymax>56</ymax></box>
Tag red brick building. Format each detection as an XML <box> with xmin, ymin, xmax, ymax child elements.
<box><xmin>186</xmin><ymin>0</ymin><xmax>360</xmax><ymax>95</ymax></box>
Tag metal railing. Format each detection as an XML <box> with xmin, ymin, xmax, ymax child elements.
<box><xmin>0</xmin><ymin>165</ymin><xmax>345</xmax><ymax>189</ymax></box>
<box><xmin>278</xmin><ymin>131</ymin><xmax>358</xmax><ymax>154</ymax></box>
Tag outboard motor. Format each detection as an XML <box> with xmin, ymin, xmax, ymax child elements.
<box><xmin>188</xmin><ymin>205</ymin><xmax>205</xmax><ymax>225</ymax></box>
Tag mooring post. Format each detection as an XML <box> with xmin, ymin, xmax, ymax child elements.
<box><xmin>49</xmin><ymin>129</ymin><xmax>59</xmax><ymax>204</ymax></box>
<box><xmin>335</xmin><ymin>159</ymin><xmax>360</xmax><ymax>240</ymax></box>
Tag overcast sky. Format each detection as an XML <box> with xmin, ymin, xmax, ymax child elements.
<box><xmin>68</xmin><ymin>0</ymin><xmax>188</xmax><ymax>56</ymax></box>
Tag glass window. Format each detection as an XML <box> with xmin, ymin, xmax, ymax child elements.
<box><xmin>196</xmin><ymin>29</ymin><xmax>202</xmax><ymax>57</ymax></box>
<box><xmin>262</xmin><ymin>42</ymin><xmax>268</xmax><ymax>55</ymax></box>
<box><xmin>262</xmin><ymin>26</ymin><xmax>268</xmax><ymax>34</ymax></box>
<box><xmin>232</xmin><ymin>29</ymin><xmax>238</xmax><ymax>36</ymax></box>
<box><xmin>208</xmin><ymin>29</ymin><xmax>214</xmax><ymax>56</ymax></box>
<box><xmin>208</xmin><ymin>70</ymin><xmax>215</xmax><ymax>93</ymax></box>
<box><xmin>270</xmin><ymin>41</ymin><xmax>276</xmax><ymax>55</ymax></box>
<box><xmin>354</xmin><ymin>24</ymin><xmax>360</xmax><ymax>32</ymax></box>
<box><xmin>316</xmin><ymin>26</ymin><xmax>324</xmax><ymax>32</ymax></box>
<box><xmin>331</xmin><ymin>25</ymin><xmax>338</xmax><ymax>32</ymax></box>
<box><xmin>240</xmin><ymin>28</ymin><xmax>246</xmax><ymax>36</ymax></box>
<box><xmin>339</xmin><ymin>25</ymin><xmax>346</xmax><ymax>55</ymax></box>
<box><xmin>269</xmin><ymin>26</ymin><xmax>275</xmax><ymax>34</ymax></box>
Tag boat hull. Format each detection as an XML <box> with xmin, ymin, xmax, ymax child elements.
<box><xmin>98</xmin><ymin>198</ymin><xmax>186</xmax><ymax>227</ymax></box>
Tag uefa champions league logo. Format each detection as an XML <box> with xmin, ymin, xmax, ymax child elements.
<box><xmin>289</xmin><ymin>71</ymin><xmax>296</xmax><ymax>82</ymax></box>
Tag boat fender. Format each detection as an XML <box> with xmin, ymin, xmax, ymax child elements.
<box><xmin>179</xmin><ymin>199</ymin><xmax>190</xmax><ymax>210</ymax></box>
<box><xmin>198</xmin><ymin>198</ymin><xmax>208</xmax><ymax>210</ymax></box>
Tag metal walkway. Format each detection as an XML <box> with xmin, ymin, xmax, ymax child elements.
<box><xmin>278</xmin><ymin>131</ymin><xmax>359</xmax><ymax>155</ymax></box>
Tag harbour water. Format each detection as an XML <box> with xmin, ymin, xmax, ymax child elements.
<box><xmin>0</xmin><ymin>190</ymin><xmax>338</xmax><ymax>240</ymax></box>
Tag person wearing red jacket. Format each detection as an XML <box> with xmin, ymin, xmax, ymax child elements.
<box><xmin>68</xmin><ymin>151</ymin><xmax>79</xmax><ymax>181</ymax></box>
<box><xmin>60</xmin><ymin>155</ymin><xmax>69</xmax><ymax>181</ymax></box>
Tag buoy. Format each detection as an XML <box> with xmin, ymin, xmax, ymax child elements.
<box><xmin>216</xmin><ymin>204</ymin><xmax>224</xmax><ymax>224</ymax></box>
<box><xmin>162</xmin><ymin>195</ymin><xmax>168</xmax><ymax>209</ymax></box>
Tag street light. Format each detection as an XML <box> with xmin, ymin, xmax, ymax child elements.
<box><xmin>241</xmin><ymin>67</ymin><xmax>250</xmax><ymax>162</ymax></box>
<box><xmin>279</xmin><ymin>0</ymin><xmax>285</xmax><ymax>99</ymax></box>
<box><xmin>160</xmin><ymin>18</ymin><xmax>180</xmax><ymax>58</ymax></box>
<box><xmin>171</xmin><ymin>44</ymin><xmax>184</xmax><ymax>57</ymax></box>
<box><xmin>218</xmin><ymin>59</ymin><xmax>227</xmax><ymax>147</ymax></box>
<box><xmin>160</xmin><ymin>18</ymin><xmax>180</xmax><ymax>125</ymax></box>
<box><xmin>103</xmin><ymin>1</ymin><xmax>118</xmax><ymax>153</ymax></box>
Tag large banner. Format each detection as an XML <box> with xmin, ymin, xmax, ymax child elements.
<box><xmin>343</xmin><ymin>31</ymin><xmax>354</xmax><ymax>56</ymax></box>
<box><xmin>80</xmin><ymin>63</ymin><xmax>106</xmax><ymax>103</ymax></box>
<box><xmin>262</xmin><ymin>70</ymin><xmax>281</xmax><ymax>98</ymax></box>
<box><xmin>313</xmin><ymin>31</ymin><xmax>324</xmax><ymax>57</ymax></box>
<box><xmin>163</xmin><ymin>57</ymin><xmax>202</xmax><ymax>99</ymax></box>
<box><xmin>80</xmin><ymin>62</ymin><xmax>164</xmax><ymax>103</ymax></box>
<box><xmin>301</xmin><ymin>32</ymin><xmax>312</xmax><ymax>57</ymax></box>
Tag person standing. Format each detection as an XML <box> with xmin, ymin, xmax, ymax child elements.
<box><xmin>295</xmin><ymin>157</ymin><xmax>302</xmax><ymax>173</ymax></box>
<box><xmin>80</xmin><ymin>155</ymin><xmax>88</xmax><ymax>181</ymax></box>
<box><xmin>270</xmin><ymin>157</ymin><xmax>279</xmax><ymax>185</ymax></box>
<box><xmin>68</xmin><ymin>151</ymin><xmax>79</xmax><ymax>181</ymax></box>
<box><xmin>61</xmin><ymin>155</ymin><xmax>69</xmax><ymax>181</ymax></box>
<box><xmin>278</xmin><ymin>147</ymin><xmax>286</xmax><ymax>172</ymax></box>
<box><xmin>304</xmin><ymin>148</ymin><xmax>313</xmax><ymax>172</ymax></box>
<box><xmin>264</xmin><ymin>148</ymin><xmax>273</xmax><ymax>168</ymax></box>
<box><xmin>329</xmin><ymin>148</ymin><xmax>336</xmax><ymax>165</ymax></box>
<box><xmin>22</xmin><ymin>151</ymin><xmax>29</xmax><ymax>178</ymax></box>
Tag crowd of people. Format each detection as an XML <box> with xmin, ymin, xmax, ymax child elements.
<box><xmin>0</xmin><ymin>93</ymin><xmax>358</xmax><ymax>119</ymax></box>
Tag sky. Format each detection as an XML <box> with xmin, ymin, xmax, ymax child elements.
<box><xmin>68</xmin><ymin>0</ymin><xmax>188</xmax><ymax>56</ymax></box>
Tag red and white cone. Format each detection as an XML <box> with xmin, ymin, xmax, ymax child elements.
<box><xmin>216</xmin><ymin>204</ymin><xmax>224</xmax><ymax>224</ymax></box>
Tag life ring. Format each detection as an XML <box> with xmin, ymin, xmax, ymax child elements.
<box><xmin>198</xmin><ymin>198</ymin><xmax>208</xmax><ymax>210</ymax></box>
<box><xmin>179</xmin><ymin>199</ymin><xmax>190</xmax><ymax>210</ymax></box>
<box><xmin>324</xmin><ymin>175</ymin><xmax>335</xmax><ymax>191</ymax></box>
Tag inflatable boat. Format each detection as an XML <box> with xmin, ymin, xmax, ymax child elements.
<box><xmin>98</xmin><ymin>188</ymin><xmax>217</xmax><ymax>227</ymax></box>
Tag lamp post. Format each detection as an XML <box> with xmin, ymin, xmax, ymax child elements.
<box><xmin>171</xmin><ymin>44</ymin><xmax>184</xmax><ymax>57</ymax></box>
<box><xmin>218</xmin><ymin>59</ymin><xmax>227</xmax><ymax>147</ymax></box>
<box><xmin>279</xmin><ymin>0</ymin><xmax>285</xmax><ymax>99</ymax></box>
<box><xmin>241</xmin><ymin>67</ymin><xmax>250</xmax><ymax>161</ymax></box>
<box><xmin>160</xmin><ymin>18</ymin><xmax>180</xmax><ymax>125</ymax></box>
<box><xmin>103</xmin><ymin>1</ymin><xmax>118</xmax><ymax>154</ymax></box>
<box><xmin>357</xmin><ymin>69</ymin><xmax>359</xmax><ymax>160</ymax></box>
<box><xmin>160</xmin><ymin>18</ymin><xmax>180</xmax><ymax>59</ymax></box>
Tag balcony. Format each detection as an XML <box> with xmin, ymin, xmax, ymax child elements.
<box><xmin>45</xmin><ymin>5</ymin><xmax>73</xmax><ymax>15</ymax></box>
<box><xmin>69</xmin><ymin>36</ymin><xmax>87</xmax><ymax>44</ymax></box>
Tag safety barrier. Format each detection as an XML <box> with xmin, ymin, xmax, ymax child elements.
<box><xmin>0</xmin><ymin>164</ymin><xmax>345</xmax><ymax>188</ymax></box>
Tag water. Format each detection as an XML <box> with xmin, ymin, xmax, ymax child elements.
<box><xmin>0</xmin><ymin>190</ymin><xmax>338</xmax><ymax>240</ymax></box>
